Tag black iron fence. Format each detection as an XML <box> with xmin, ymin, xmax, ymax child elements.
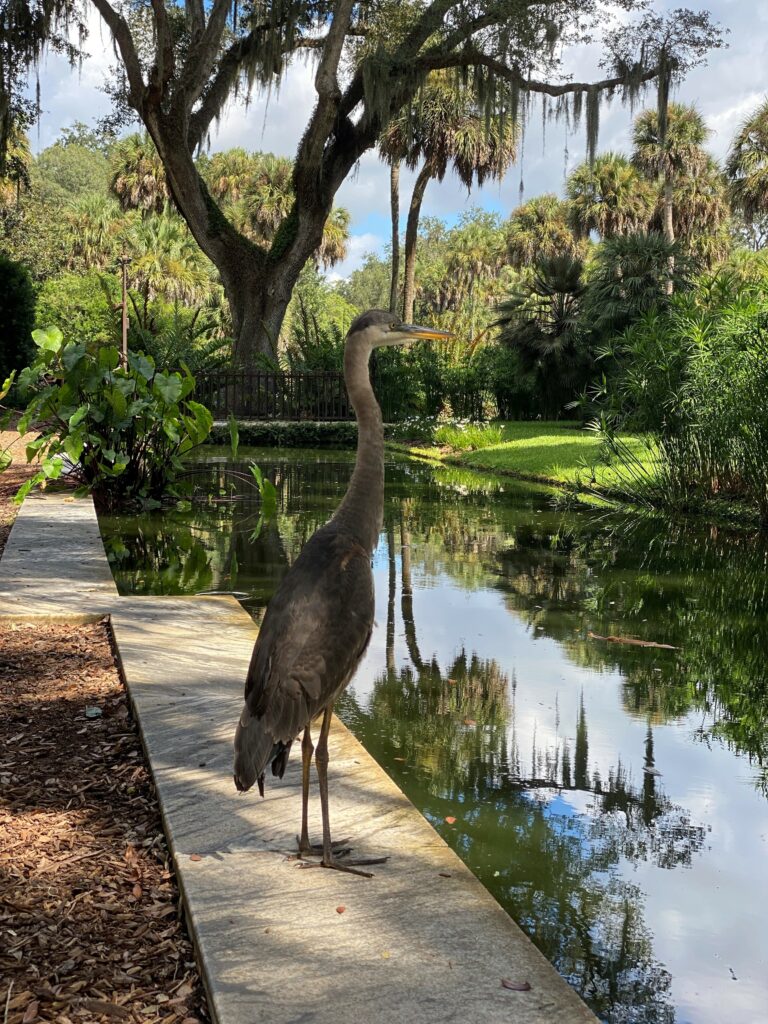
<box><xmin>195</xmin><ymin>368</ymin><xmax>490</xmax><ymax>422</ymax></box>
<box><xmin>196</xmin><ymin>370</ymin><xmax>354</xmax><ymax>421</ymax></box>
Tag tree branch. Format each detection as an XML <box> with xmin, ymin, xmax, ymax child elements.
<box><xmin>187</xmin><ymin>24</ymin><xmax>335</xmax><ymax>151</ymax></box>
<box><xmin>149</xmin><ymin>0</ymin><xmax>175</xmax><ymax>95</ymax></box>
<box><xmin>89</xmin><ymin>0</ymin><xmax>145</xmax><ymax>106</ymax></box>
<box><xmin>174</xmin><ymin>0</ymin><xmax>232</xmax><ymax>116</ymax></box>
<box><xmin>418</xmin><ymin>49</ymin><xmax>658</xmax><ymax>98</ymax></box>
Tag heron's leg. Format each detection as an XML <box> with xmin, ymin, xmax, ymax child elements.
<box><xmin>312</xmin><ymin>706</ymin><xmax>388</xmax><ymax>878</ymax></box>
<box><xmin>297</xmin><ymin>725</ymin><xmax>314</xmax><ymax>855</ymax></box>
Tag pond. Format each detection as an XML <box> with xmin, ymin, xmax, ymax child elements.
<box><xmin>99</xmin><ymin>447</ymin><xmax>768</xmax><ymax>1024</ymax></box>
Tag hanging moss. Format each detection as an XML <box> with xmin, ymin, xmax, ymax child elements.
<box><xmin>586</xmin><ymin>86</ymin><xmax>600</xmax><ymax>165</ymax></box>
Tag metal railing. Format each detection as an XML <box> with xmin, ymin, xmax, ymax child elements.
<box><xmin>196</xmin><ymin>370</ymin><xmax>353</xmax><ymax>421</ymax></box>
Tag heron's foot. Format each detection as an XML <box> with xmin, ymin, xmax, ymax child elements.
<box><xmin>297</xmin><ymin>853</ymin><xmax>389</xmax><ymax>878</ymax></box>
<box><xmin>295</xmin><ymin>835</ymin><xmax>352</xmax><ymax>857</ymax></box>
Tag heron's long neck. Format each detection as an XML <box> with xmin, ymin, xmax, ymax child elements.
<box><xmin>332</xmin><ymin>343</ymin><xmax>383</xmax><ymax>554</ymax></box>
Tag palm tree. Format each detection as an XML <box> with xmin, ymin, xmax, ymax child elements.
<box><xmin>664</xmin><ymin>156</ymin><xmax>731</xmax><ymax>267</ymax></box>
<box><xmin>239</xmin><ymin>154</ymin><xmax>295</xmax><ymax>243</ymax></box>
<box><xmin>0</xmin><ymin>121</ymin><xmax>30</xmax><ymax>209</ymax></box>
<box><xmin>446</xmin><ymin>213</ymin><xmax>506</xmax><ymax>338</ymax></box>
<box><xmin>506</xmin><ymin>193</ymin><xmax>582</xmax><ymax>269</ymax></box>
<box><xmin>127</xmin><ymin>208</ymin><xmax>213</xmax><ymax>306</ymax></box>
<box><xmin>582</xmin><ymin>232</ymin><xmax>694</xmax><ymax>338</ymax></box>
<box><xmin>494</xmin><ymin>254</ymin><xmax>589</xmax><ymax>418</ymax></box>
<box><xmin>110</xmin><ymin>133</ymin><xmax>169</xmax><ymax>214</ymax></box>
<box><xmin>202</xmin><ymin>148</ymin><xmax>258</xmax><ymax>204</ymax></box>
<box><xmin>380</xmin><ymin>77</ymin><xmax>517</xmax><ymax>321</ymax></box>
<box><xmin>632</xmin><ymin>103</ymin><xmax>709</xmax><ymax>246</ymax></box>
<box><xmin>315</xmin><ymin>207</ymin><xmax>350</xmax><ymax>269</ymax></box>
<box><xmin>202</xmin><ymin>150</ymin><xmax>350</xmax><ymax>270</ymax></box>
<box><xmin>567</xmin><ymin>153</ymin><xmax>654</xmax><ymax>240</ymax></box>
<box><xmin>65</xmin><ymin>194</ymin><xmax>124</xmax><ymax>270</ymax></box>
<box><xmin>726</xmin><ymin>98</ymin><xmax>768</xmax><ymax>223</ymax></box>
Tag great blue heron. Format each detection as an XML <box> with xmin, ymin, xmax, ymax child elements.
<box><xmin>233</xmin><ymin>310</ymin><xmax>451</xmax><ymax>876</ymax></box>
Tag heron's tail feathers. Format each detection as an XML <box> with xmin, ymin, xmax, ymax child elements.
<box><xmin>233</xmin><ymin>707</ymin><xmax>293</xmax><ymax>795</ymax></box>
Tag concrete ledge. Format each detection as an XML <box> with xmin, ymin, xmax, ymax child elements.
<box><xmin>1</xmin><ymin>493</ymin><xmax>597</xmax><ymax>1024</ymax></box>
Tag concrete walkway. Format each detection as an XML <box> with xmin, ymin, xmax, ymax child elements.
<box><xmin>1</xmin><ymin>492</ymin><xmax>597</xmax><ymax>1024</ymax></box>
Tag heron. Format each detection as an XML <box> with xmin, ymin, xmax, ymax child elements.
<box><xmin>233</xmin><ymin>309</ymin><xmax>451</xmax><ymax>876</ymax></box>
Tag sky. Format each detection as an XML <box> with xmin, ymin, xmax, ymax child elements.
<box><xmin>26</xmin><ymin>0</ymin><xmax>768</xmax><ymax>279</ymax></box>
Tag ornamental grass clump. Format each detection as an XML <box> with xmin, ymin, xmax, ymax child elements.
<box><xmin>15</xmin><ymin>326</ymin><xmax>213</xmax><ymax>510</ymax></box>
<box><xmin>434</xmin><ymin>421</ymin><xmax>505</xmax><ymax>451</ymax></box>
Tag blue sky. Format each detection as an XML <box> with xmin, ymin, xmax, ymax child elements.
<box><xmin>27</xmin><ymin>0</ymin><xmax>768</xmax><ymax>277</ymax></box>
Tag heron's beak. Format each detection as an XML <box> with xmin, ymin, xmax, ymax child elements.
<box><xmin>398</xmin><ymin>323</ymin><xmax>454</xmax><ymax>341</ymax></box>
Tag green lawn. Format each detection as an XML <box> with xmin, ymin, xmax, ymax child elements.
<box><xmin>393</xmin><ymin>420</ymin><xmax>651</xmax><ymax>488</ymax></box>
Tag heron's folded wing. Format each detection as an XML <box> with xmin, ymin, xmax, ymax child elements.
<box><xmin>243</xmin><ymin>535</ymin><xmax>374</xmax><ymax>744</ymax></box>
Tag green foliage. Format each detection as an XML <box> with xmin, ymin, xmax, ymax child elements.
<box><xmin>0</xmin><ymin>185</ymin><xmax>72</xmax><ymax>282</ymax></box>
<box><xmin>726</xmin><ymin>98</ymin><xmax>768</xmax><ymax>223</ymax></box>
<box><xmin>0</xmin><ymin>253</ymin><xmax>35</xmax><ymax>385</ymax></box>
<box><xmin>583</xmin><ymin>232</ymin><xmax>695</xmax><ymax>339</ymax></box>
<box><xmin>248</xmin><ymin>461</ymin><xmax>277</xmax><ymax>518</ymax></box>
<box><xmin>433</xmin><ymin>422</ymin><xmax>504</xmax><ymax>451</ymax></box>
<box><xmin>567</xmin><ymin>153</ymin><xmax>655</xmax><ymax>239</ymax></box>
<box><xmin>597</xmin><ymin>290</ymin><xmax>768</xmax><ymax>523</ymax></box>
<box><xmin>128</xmin><ymin>302</ymin><xmax>232</xmax><ymax>375</ymax></box>
<box><xmin>494</xmin><ymin>255</ymin><xmax>592</xmax><ymax>419</ymax></box>
<box><xmin>33</xmin><ymin>141</ymin><xmax>110</xmax><ymax>200</ymax></box>
<box><xmin>506</xmin><ymin>193</ymin><xmax>584</xmax><ymax>269</ymax></box>
<box><xmin>208</xmin><ymin>420</ymin><xmax>360</xmax><ymax>448</ymax></box>
<box><xmin>336</xmin><ymin>251</ymin><xmax>391</xmax><ymax>311</ymax></box>
<box><xmin>35</xmin><ymin>271</ymin><xmax>119</xmax><ymax>345</ymax></box>
<box><xmin>16</xmin><ymin>325</ymin><xmax>213</xmax><ymax>509</ymax></box>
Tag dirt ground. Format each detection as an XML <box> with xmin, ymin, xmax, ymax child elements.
<box><xmin>1</xmin><ymin>430</ymin><xmax>211</xmax><ymax>1023</ymax></box>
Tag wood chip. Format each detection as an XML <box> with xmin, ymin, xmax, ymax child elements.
<box><xmin>0</xmin><ymin>618</ymin><xmax>211</xmax><ymax>1024</ymax></box>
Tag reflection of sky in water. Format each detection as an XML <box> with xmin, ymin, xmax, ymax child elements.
<box><xmin>101</xmin><ymin>450</ymin><xmax>768</xmax><ymax>1024</ymax></box>
<box><xmin>349</xmin><ymin>536</ymin><xmax>768</xmax><ymax>1024</ymax></box>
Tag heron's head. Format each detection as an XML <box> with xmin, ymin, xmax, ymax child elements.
<box><xmin>346</xmin><ymin>309</ymin><xmax>453</xmax><ymax>350</ymax></box>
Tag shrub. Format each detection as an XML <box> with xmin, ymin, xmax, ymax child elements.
<box><xmin>35</xmin><ymin>271</ymin><xmax>119</xmax><ymax>346</ymax></box>
<box><xmin>208</xmin><ymin>420</ymin><xmax>359</xmax><ymax>448</ymax></box>
<box><xmin>0</xmin><ymin>254</ymin><xmax>35</xmax><ymax>385</ymax></box>
<box><xmin>434</xmin><ymin>422</ymin><xmax>505</xmax><ymax>451</ymax></box>
<box><xmin>597</xmin><ymin>297</ymin><xmax>768</xmax><ymax>523</ymax></box>
<box><xmin>17</xmin><ymin>326</ymin><xmax>213</xmax><ymax>509</ymax></box>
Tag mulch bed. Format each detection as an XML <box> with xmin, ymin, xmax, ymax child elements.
<box><xmin>1</xmin><ymin>432</ymin><xmax>211</xmax><ymax>1023</ymax></box>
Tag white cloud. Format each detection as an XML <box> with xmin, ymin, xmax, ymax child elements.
<box><xmin>326</xmin><ymin>232</ymin><xmax>384</xmax><ymax>281</ymax></box>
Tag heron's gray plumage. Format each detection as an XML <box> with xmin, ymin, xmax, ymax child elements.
<box><xmin>234</xmin><ymin>524</ymin><xmax>373</xmax><ymax>793</ymax></box>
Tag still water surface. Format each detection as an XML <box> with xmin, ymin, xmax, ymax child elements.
<box><xmin>100</xmin><ymin>448</ymin><xmax>768</xmax><ymax>1024</ymax></box>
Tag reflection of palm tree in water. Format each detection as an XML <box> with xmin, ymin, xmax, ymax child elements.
<box><xmin>399</xmin><ymin>503</ymin><xmax>425</xmax><ymax>671</ymax></box>
<box><xmin>386</xmin><ymin>519</ymin><xmax>396</xmax><ymax>673</ymax></box>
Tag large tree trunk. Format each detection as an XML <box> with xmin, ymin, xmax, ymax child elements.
<box><xmin>401</xmin><ymin>164</ymin><xmax>433</xmax><ymax>322</ymax></box>
<box><xmin>144</xmin><ymin>114</ymin><xmax>334</xmax><ymax>366</ymax></box>
<box><xmin>389</xmin><ymin>162</ymin><xmax>401</xmax><ymax>314</ymax></box>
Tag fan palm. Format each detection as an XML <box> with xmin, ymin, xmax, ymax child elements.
<box><xmin>583</xmin><ymin>232</ymin><xmax>694</xmax><ymax>338</ymax></box>
<box><xmin>127</xmin><ymin>208</ymin><xmax>213</xmax><ymax>305</ymax></box>
<box><xmin>0</xmin><ymin>121</ymin><xmax>30</xmax><ymax>208</ymax></box>
<box><xmin>316</xmin><ymin>207</ymin><xmax>350</xmax><ymax>269</ymax></box>
<box><xmin>381</xmin><ymin>76</ymin><xmax>517</xmax><ymax>320</ymax></box>
<box><xmin>663</xmin><ymin>156</ymin><xmax>731</xmax><ymax>266</ymax></box>
<box><xmin>506</xmin><ymin>193</ymin><xmax>582</xmax><ymax>269</ymax></box>
<box><xmin>65</xmin><ymin>194</ymin><xmax>124</xmax><ymax>270</ymax></box>
<box><xmin>202</xmin><ymin>148</ymin><xmax>258</xmax><ymax>204</ymax></box>
<box><xmin>494</xmin><ymin>254</ymin><xmax>589</xmax><ymax>417</ymax></box>
<box><xmin>632</xmin><ymin>103</ymin><xmax>710</xmax><ymax>245</ymax></box>
<box><xmin>110</xmin><ymin>133</ymin><xmax>169</xmax><ymax>214</ymax></box>
<box><xmin>446</xmin><ymin>215</ymin><xmax>506</xmax><ymax>337</ymax></box>
<box><xmin>567</xmin><ymin>153</ymin><xmax>654</xmax><ymax>240</ymax></box>
<box><xmin>726</xmin><ymin>98</ymin><xmax>768</xmax><ymax>223</ymax></box>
